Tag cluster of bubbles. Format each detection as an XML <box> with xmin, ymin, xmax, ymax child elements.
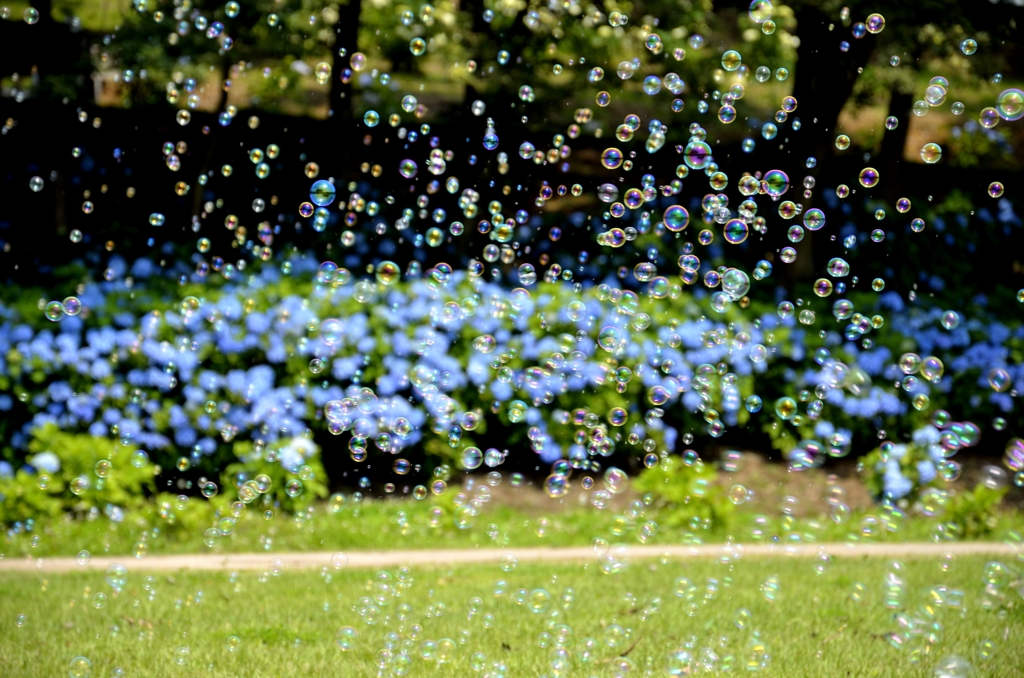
<box><xmin>10</xmin><ymin>0</ymin><xmax>1024</xmax><ymax>675</ymax></box>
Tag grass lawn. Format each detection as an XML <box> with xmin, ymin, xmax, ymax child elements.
<box><xmin>0</xmin><ymin>554</ymin><xmax>1021</xmax><ymax>676</ymax></box>
<box><xmin>5</xmin><ymin>492</ymin><xmax>1024</xmax><ymax>560</ymax></box>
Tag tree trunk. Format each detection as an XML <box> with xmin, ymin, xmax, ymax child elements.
<box><xmin>779</xmin><ymin>4</ymin><xmax>875</xmax><ymax>281</ymax></box>
<box><xmin>329</xmin><ymin>0</ymin><xmax>362</xmax><ymax>179</ymax></box>
<box><xmin>879</xmin><ymin>88</ymin><xmax>913</xmax><ymax>203</ymax></box>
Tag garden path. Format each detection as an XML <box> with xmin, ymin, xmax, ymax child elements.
<box><xmin>1</xmin><ymin>542</ymin><xmax>1018</xmax><ymax>573</ymax></box>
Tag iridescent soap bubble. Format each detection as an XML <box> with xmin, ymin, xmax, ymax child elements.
<box><xmin>865</xmin><ymin>13</ymin><xmax>885</xmax><ymax>33</ymax></box>
<box><xmin>597</xmin><ymin>326</ymin><xmax>622</xmax><ymax>351</ymax></box>
<box><xmin>723</xmin><ymin>219</ymin><xmax>749</xmax><ymax>244</ymax></box>
<box><xmin>721</xmin><ymin>50</ymin><xmax>742</xmax><ymax>71</ymax></box>
<box><xmin>44</xmin><ymin>301</ymin><xmax>64</xmax><ymax>321</ymax></box>
<box><xmin>827</xmin><ymin>257</ymin><xmax>850</xmax><ymax>277</ymax></box>
<box><xmin>309</xmin><ymin>180</ymin><xmax>336</xmax><ymax>206</ymax></box>
<box><xmin>920</xmin><ymin>143</ymin><xmax>942</xmax><ymax>164</ymax></box>
<box><xmin>462</xmin><ymin>447</ymin><xmax>483</xmax><ymax>470</ymax></box>
<box><xmin>1004</xmin><ymin>438</ymin><xmax>1024</xmax><ymax>472</ymax></box>
<box><xmin>775</xmin><ymin>397</ymin><xmax>797</xmax><ymax>420</ymax></box>
<box><xmin>105</xmin><ymin>563</ymin><xmax>127</xmax><ymax>589</ymax></box>
<box><xmin>988</xmin><ymin>182</ymin><xmax>1005</xmax><ymax>198</ymax></box>
<box><xmin>335</xmin><ymin>626</ymin><xmax>358</xmax><ymax>651</ymax></box>
<box><xmin>375</xmin><ymin>261</ymin><xmax>400</xmax><ymax>285</ymax></box>
<box><xmin>988</xmin><ymin>368</ymin><xmax>1011</xmax><ymax>392</ymax></box>
<box><xmin>996</xmin><ymin>88</ymin><xmax>1024</xmax><ymax>121</ymax></box>
<box><xmin>68</xmin><ymin>657</ymin><xmax>92</xmax><ymax>678</ymax></box>
<box><xmin>921</xmin><ymin>356</ymin><xmax>944</xmax><ymax>381</ymax></box>
<box><xmin>763</xmin><ymin>169</ymin><xmax>789</xmax><ymax>197</ymax></box>
<box><xmin>979</xmin><ymin>107</ymin><xmax>1000</xmax><ymax>129</ymax></box>
<box><xmin>398</xmin><ymin>159</ymin><xmax>418</xmax><ymax>178</ymax></box>
<box><xmin>663</xmin><ymin>205</ymin><xmax>689</xmax><ymax>232</ymax></box>
<box><xmin>748</xmin><ymin>0</ymin><xmax>773</xmax><ymax>23</ymax></box>
<box><xmin>961</xmin><ymin>38</ymin><xmax>977</xmax><ymax>55</ymax></box>
<box><xmin>858</xmin><ymin>167</ymin><xmax>879</xmax><ymax>188</ymax></box>
<box><xmin>813</xmin><ymin>279</ymin><xmax>833</xmax><ymax>297</ymax></box>
<box><xmin>601</xmin><ymin>147</ymin><xmax>623</xmax><ymax>169</ymax></box>
<box><xmin>925</xmin><ymin>85</ymin><xmax>947</xmax><ymax>106</ymax></box>
<box><xmin>683</xmin><ymin>141</ymin><xmax>712</xmax><ymax>169</ymax></box>
<box><xmin>721</xmin><ymin>268</ymin><xmax>750</xmax><ymax>300</ymax></box>
<box><xmin>803</xmin><ymin>208</ymin><xmax>825</xmax><ymax>231</ymax></box>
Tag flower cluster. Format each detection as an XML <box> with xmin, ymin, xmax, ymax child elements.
<box><xmin>0</xmin><ymin>249</ymin><xmax>1019</xmax><ymax>507</ymax></box>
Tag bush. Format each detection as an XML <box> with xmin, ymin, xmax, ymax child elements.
<box><xmin>0</xmin><ymin>424</ymin><xmax>154</xmax><ymax>523</ymax></box>
<box><xmin>221</xmin><ymin>438</ymin><xmax>329</xmax><ymax>513</ymax></box>
<box><xmin>632</xmin><ymin>455</ymin><xmax>734</xmax><ymax>532</ymax></box>
<box><xmin>0</xmin><ymin>248</ymin><xmax>1021</xmax><ymax>525</ymax></box>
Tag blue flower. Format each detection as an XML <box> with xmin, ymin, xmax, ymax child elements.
<box><xmin>917</xmin><ymin>460</ymin><xmax>936</xmax><ymax>485</ymax></box>
<box><xmin>912</xmin><ymin>426</ymin><xmax>940</xmax><ymax>446</ymax></box>
<box><xmin>30</xmin><ymin>452</ymin><xmax>61</xmax><ymax>474</ymax></box>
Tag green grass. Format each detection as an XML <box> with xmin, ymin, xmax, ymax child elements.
<box><xmin>6</xmin><ymin>494</ymin><xmax>1024</xmax><ymax>560</ymax></box>
<box><xmin>1</xmin><ymin>555</ymin><xmax>1021</xmax><ymax>676</ymax></box>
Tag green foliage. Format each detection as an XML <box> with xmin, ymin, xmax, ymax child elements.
<box><xmin>0</xmin><ymin>424</ymin><xmax>155</xmax><ymax>524</ymax></box>
<box><xmin>947</xmin><ymin>124</ymin><xmax>1014</xmax><ymax>169</ymax></box>
<box><xmin>944</xmin><ymin>484</ymin><xmax>1008</xmax><ymax>539</ymax></box>
<box><xmin>0</xmin><ymin>469</ymin><xmax>64</xmax><ymax>523</ymax></box>
<box><xmin>632</xmin><ymin>454</ymin><xmax>734</xmax><ymax>531</ymax></box>
<box><xmin>221</xmin><ymin>438</ymin><xmax>328</xmax><ymax>512</ymax></box>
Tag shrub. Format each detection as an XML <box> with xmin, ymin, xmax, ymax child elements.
<box><xmin>632</xmin><ymin>455</ymin><xmax>734</xmax><ymax>532</ymax></box>
<box><xmin>0</xmin><ymin>423</ymin><xmax>154</xmax><ymax>523</ymax></box>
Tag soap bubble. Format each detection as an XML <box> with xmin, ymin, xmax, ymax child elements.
<box><xmin>399</xmin><ymin>159</ymin><xmax>418</xmax><ymax>178</ymax></box>
<box><xmin>988</xmin><ymin>368</ymin><xmax>1010</xmax><ymax>392</ymax></box>
<box><xmin>309</xmin><ymin>180</ymin><xmax>336</xmax><ymax>206</ymax></box>
<box><xmin>68</xmin><ymin>657</ymin><xmax>92</xmax><ymax>678</ymax></box>
<box><xmin>858</xmin><ymin>167</ymin><xmax>879</xmax><ymax>188</ymax></box>
<box><xmin>162</xmin><ymin>643</ymin><xmax>188</xmax><ymax>668</ymax></box>
<box><xmin>105</xmin><ymin>563</ymin><xmax>128</xmax><ymax>589</ymax></box>
<box><xmin>996</xmin><ymin>88</ymin><xmax>1024</xmax><ymax>121</ymax></box>
<box><xmin>748</xmin><ymin>0</ymin><xmax>773</xmax><ymax>23</ymax></box>
<box><xmin>920</xmin><ymin>143</ymin><xmax>942</xmax><ymax>164</ymax></box>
